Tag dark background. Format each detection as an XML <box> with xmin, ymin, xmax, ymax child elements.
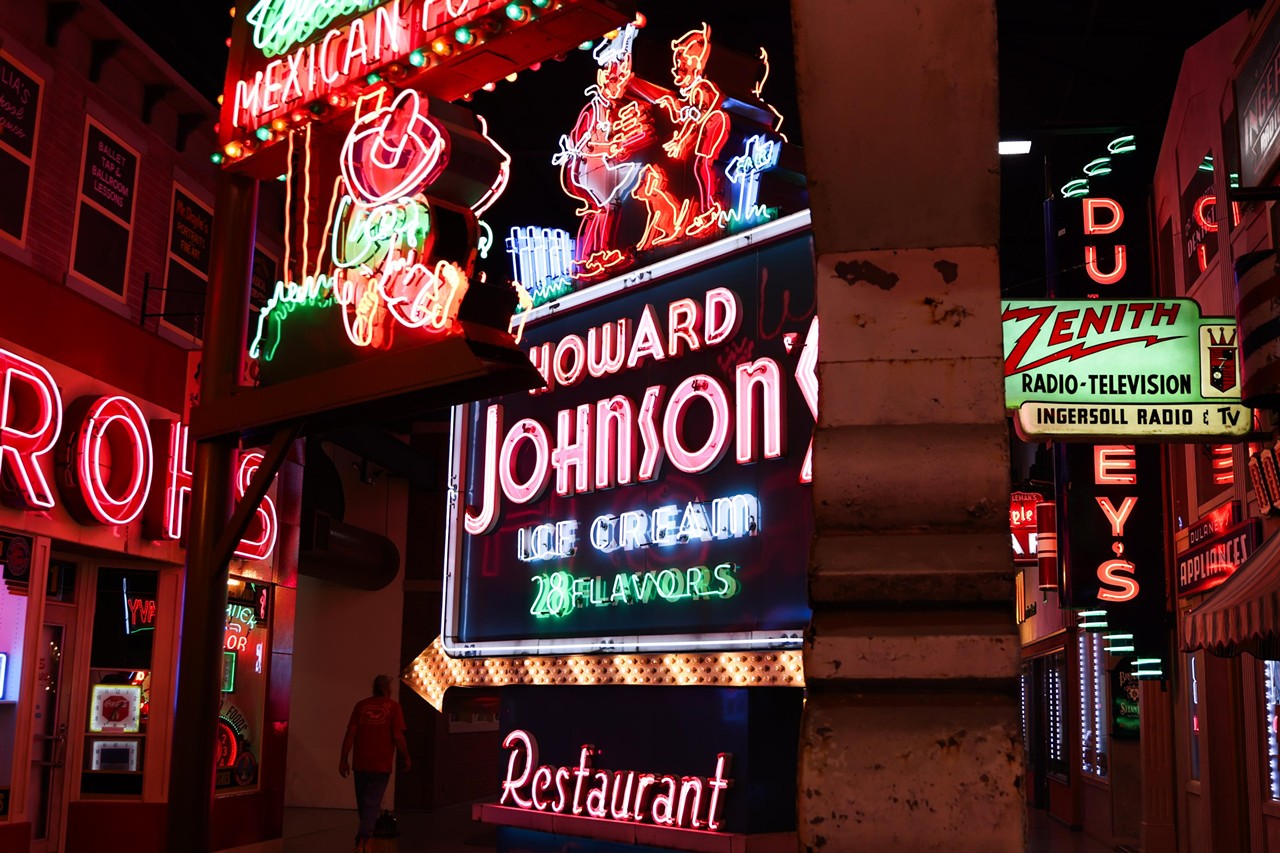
<box><xmin>101</xmin><ymin>1</ymin><xmax>1262</xmax><ymax>297</ymax></box>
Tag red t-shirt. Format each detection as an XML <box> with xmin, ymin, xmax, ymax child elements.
<box><xmin>346</xmin><ymin>696</ymin><xmax>406</xmax><ymax>773</ymax></box>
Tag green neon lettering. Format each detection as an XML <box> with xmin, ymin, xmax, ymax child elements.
<box><xmin>246</xmin><ymin>0</ymin><xmax>386</xmax><ymax>59</ymax></box>
<box><xmin>331</xmin><ymin>195</ymin><xmax>431</xmax><ymax>270</ymax></box>
<box><xmin>610</xmin><ymin>573</ymin><xmax>633</xmax><ymax>605</ymax></box>
<box><xmin>655</xmin><ymin>568</ymin><xmax>687</xmax><ymax>601</ymax></box>
<box><xmin>712</xmin><ymin>563</ymin><xmax>741</xmax><ymax>598</ymax></box>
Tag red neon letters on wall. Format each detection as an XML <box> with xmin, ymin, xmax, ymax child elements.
<box><xmin>0</xmin><ymin>349</ymin><xmax>277</xmax><ymax>559</ymax></box>
<box><xmin>1093</xmin><ymin>445</ymin><xmax>1140</xmax><ymax>603</ymax></box>
<box><xmin>0</xmin><ymin>349</ymin><xmax>62</xmax><ymax>509</ymax></box>
<box><xmin>500</xmin><ymin>729</ymin><xmax>732</xmax><ymax>832</ymax></box>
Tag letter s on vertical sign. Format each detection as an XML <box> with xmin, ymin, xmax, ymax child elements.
<box><xmin>234</xmin><ymin>451</ymin><xmax>278</xmax><ymax>561</ymax></box>
<box><xmin>1097</xmin><ymin>559</ymin><xmax>1139</xmax><ymax>602</ymax></box>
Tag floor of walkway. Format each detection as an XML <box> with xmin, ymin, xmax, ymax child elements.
<box><xmin>1027</xmin><ymin>807</ymin><xmax>1118</xmax><ymax>853</ymax></box>
<box><xmin>283</xmin><ymin>803</ymin><xmax>496</xmax><ymax>853</ymax></box>
<box><xmin>282</xmin><ymin>803</ymin><xmax>1116</xmax><ymax>852</ymax></box>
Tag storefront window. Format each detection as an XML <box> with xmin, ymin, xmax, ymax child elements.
<box><xmin>0</xmin><ymin>533</ymin><xmax>34</xmax><ymax>819</ymax></box>
<box><xmin>1079</xmin><ymin>632</ymin><xmax>1108</xmax><ymax>777</ymax></box>
<box><xmin>217</xmin><ymin>577</ymin><xmax>271</xmax><ymax>794</ymax></box>
<box><xmin>1046</xmin><ymin>651</ymin><xmax>1067</xmax><ymax>777</ymax></box>
<box><xmin>82</xmin><ymin>568</ymin><xmax>154</xmax><ymax>797</ymax></box>
<box><xmin>1264</xmin><ymin>659</ymin><xmax>1280</xmax><ymax>800</ymax></box>
<box><xmin>1187</xmin><ymin>653</ymin><xmax>1201</xmax><ymax>781</ymax></box>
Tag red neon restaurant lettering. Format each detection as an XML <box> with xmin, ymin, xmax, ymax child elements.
<box><xmin>1093</xmin><ymin>444</ymin><xmax>1139</xmax><ymax>603</ymax></box>
<box><xmin>500</xmin><ymin>729</ymin><xmax>732</xmax><ymax>831</ymax></box>
<box><xmin>465</xmin><ymin>290</ymin><xmax>804</xmax><ymax>535</ymax></box>
<box><xmin>0</xmin><ymin>348</ymin><xmax>276</xmax><ymax>558</ymax></box>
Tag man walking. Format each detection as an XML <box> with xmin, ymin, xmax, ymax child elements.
<box><xmin>339</xmin><ymin>675</ymin><xmax>411</xmax><ymax>852</ymax></box>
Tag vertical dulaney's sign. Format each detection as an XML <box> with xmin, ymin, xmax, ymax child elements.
<box><xmin>444</xmin><ymin>216</ymin><xmax>815</xmax><ymax>655</ymax></box>
<box><xmin>1058</xmin><ymin>443</ymin><xmax>1167</xmax><ymax>661</ymax></box>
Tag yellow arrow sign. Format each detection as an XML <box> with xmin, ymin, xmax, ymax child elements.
<box><xmin>402</xmin><ymin>637</ymin><xmax>805</xmax><ymax>711</ymax></box>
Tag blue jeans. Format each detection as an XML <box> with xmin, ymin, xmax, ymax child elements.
<box><xmin>353</xmin><ymin>771</ymin><xmax>391</xmax><ymax>839</ymax></box>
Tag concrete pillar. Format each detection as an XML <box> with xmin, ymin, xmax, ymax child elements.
<box><xmin>792</xmin><ymin>2</ymin><xmax>1023</xmax><ymax>850</ymax></box>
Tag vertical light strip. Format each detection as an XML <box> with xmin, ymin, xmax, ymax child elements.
<box><xmin>1266</xmin><ymin>660</ymin><xmax>1280</xmax><ymax>799</ymax></box>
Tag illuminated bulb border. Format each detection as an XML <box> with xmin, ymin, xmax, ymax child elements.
<box><xmin>402</xmin><ymin>637</ymin><xmax>804</xmax><ymax>711</ymax></box>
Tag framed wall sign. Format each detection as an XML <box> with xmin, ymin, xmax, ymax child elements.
<box><xmin>443</xmin><ymin>215</ymin><xmax>815</xmax><ymax>656</ymax></box>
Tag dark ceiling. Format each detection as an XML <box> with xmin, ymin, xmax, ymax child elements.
<box><xmin>101</xmin><ymin>0</ymin><xmax>1266</xmax><ymax>294</ymax></box>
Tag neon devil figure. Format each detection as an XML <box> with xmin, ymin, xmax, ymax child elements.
<box><xmin>642</xmin><ymin>24</ymin><xmax>730</xmax><ymax>242</ymax></box>
<box><xmin>553</xmin><ymin>24</ymin><xmax>652</xmax><ymax>280</ymax></box>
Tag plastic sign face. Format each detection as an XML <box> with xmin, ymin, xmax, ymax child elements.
<box><xmin>445</xmin><ymin>218</ymin><xmax>816</xmax><ymax>656</ymax></box>
<box><xmin>1002</xmin><ymin>299</ymin><xmax>1251</xmax><ymax>439</ymax></box>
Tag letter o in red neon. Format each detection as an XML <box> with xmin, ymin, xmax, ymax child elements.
<box><xmin>553</xmin><ymin>335</ymin><xmax>587</xmax><ymax>387</ymax></box>
<box><xmin>500</xmin><ymin>419</ymin><xmax>551</xmax><ymax>504</ymax></box>
<box><xmin>663</xmin><ymin>375</ymin><xmax>731</xmax><ymax>474</ymax></box>
<box><xmin>59</xmin><ymin>395</ymin><xmax>154</xmax><ymax>525</ymax></box>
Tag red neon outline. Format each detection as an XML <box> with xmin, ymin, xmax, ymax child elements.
<box><xmin>0</xmin><ymin>349</ymin><xmax>62</xmax><ymax>510</ymax></box>
<box><xmin>667</xmin><ymin>298</ymin><xmax>702</xmax><ymax>357</ymax></box>
<box><xmin>660</xmin><ymin>24</ymin><xmax>729</xmax><ymax>236</ymax></box>
<box><xmin>663</xmin><ymin>375</ymin><xmax>731</xmax><ymax>474</ymax></box>
<box><xmin>76</xmin><ymin>395</ymin><xmax>154</xmax><ymax>526</ymax></box>
<box><xmin>638</xmin><ymin>385</ymin><xmax>666</xmax><ymax>481</ymax></box>
<box><xmin>233</xmin><ymin>451</ymin><xmax>278</xmax><ymax>561</ymax></box>
<box><xmin>594</xmin><ymin>396</ymin><xmax>636</xmax><ymax>490</ymax></box>
<box><xmin>627</xmin><ymin>304</ymin><xmax>667</xmax><ymax>369</ymax></box>
<box><xmin>587</xmin><ymin>320</ymin><xmax>630</xmax><ymax>378</ymax></box>
<box><xmin>1097</xmin><ymin>559</ymin><xmax>1139</xmax><ymax>602</ymax></box>
<box><xmin>1095</xmin><ymin>496</ymin><xmax>1137</xmax><ymax>537</ymax></box>
<box><xmin>795</xmin><ymin>318</ymin><xmax>819</xmax><ymax>484</ymax></box>
<box><xmin>633</xmin><ymin>165</ymin><xmax>688</xmax><ymax>251</ymax></box>
<box><xmin>734</xmin><ymin>358</ymin><xmax>784</xmax><ymax>464</ymax></box>
<box><xmin>553</xmin><ymin>334</ymin><xmax>587</xmax><ymax>388</ymax></box>
<box><xmin>165</xmin><ymin>421</ymin><xmax>193</xmax><ymax>540</ymax></box>
<box><xmin>1084</xmin><ymin>244</ymin><xmax>1127</xmax><ymax>285</ymax></box>
<box><xmin>703</xmin><ymin>288</ymin><xmax>740</xmax><ymax>346</ymax></box>
<box><xmin>500</xmin><ymin>418</ymin><xmax>551</xmax><ymax>505</ymax></box>
<box><xmin>465</xmin><ymin>405</ymin><xmax>502</xmax><ymax>535</ymax></box>
<box><xmin>1083</xmin><ymin>198</ymin><xmax>1123</xmax><ymax>235</ymax></box>
<box><xmin>551</xmin><ymin>404</ymin><xmax>593</xmax><ymax>497</ymax></box>
<box><xmin>1094</xmin><ymin>446</ymin><xmax>1136</xmax><ymax>485</ymax></box>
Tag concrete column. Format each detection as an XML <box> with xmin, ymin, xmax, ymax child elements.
<box><xmin>792</xmin><ymin>2</ymin><xmax>1023</xmax><ymax>850</ymax></box>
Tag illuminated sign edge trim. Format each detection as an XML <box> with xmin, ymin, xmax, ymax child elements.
<box><xmin>519</xmin><ymin>210</ymin><xmax>812</xmax><ymax>325</ymax></box>
<box><xmin>439</xmin><ymin>222</ymin><xmax>814</xmax><ymax>658</ymax></box>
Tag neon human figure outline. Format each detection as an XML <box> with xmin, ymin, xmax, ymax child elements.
<box><xmin>553</xmin><ymin>24</ymin><xmax>652</xmax><ymax>279</ymax></box>
<box><xmin>652</xmin><ymin>24</ymin><xmax>730</xmax><ymax>238</ymax></box>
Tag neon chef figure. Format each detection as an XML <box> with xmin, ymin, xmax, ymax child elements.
<box><xmin>553</xmin><ymin>25</ymin><xmax>652</xmax><ymax>279</ymax></box>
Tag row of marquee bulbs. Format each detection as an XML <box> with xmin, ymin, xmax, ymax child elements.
<box><xmin>215</xmin><ymin>2</ymin><xmax>646</xmax><ymax>165</ymax></box>
<box><xmin>405</xmin><ymin>645</ymin><xmax>803</xmax><ymax>711</ymax></box>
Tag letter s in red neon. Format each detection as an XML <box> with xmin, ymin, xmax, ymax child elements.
<box><xmin>234</xmin><ymin>451</ymin><xmax>278</xmax><ymax>561</ymax></box>
<box><xmin>1097</xmin><ymin>559</ymin><xmax>1139</xmax><ymax>602</ymax></box>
